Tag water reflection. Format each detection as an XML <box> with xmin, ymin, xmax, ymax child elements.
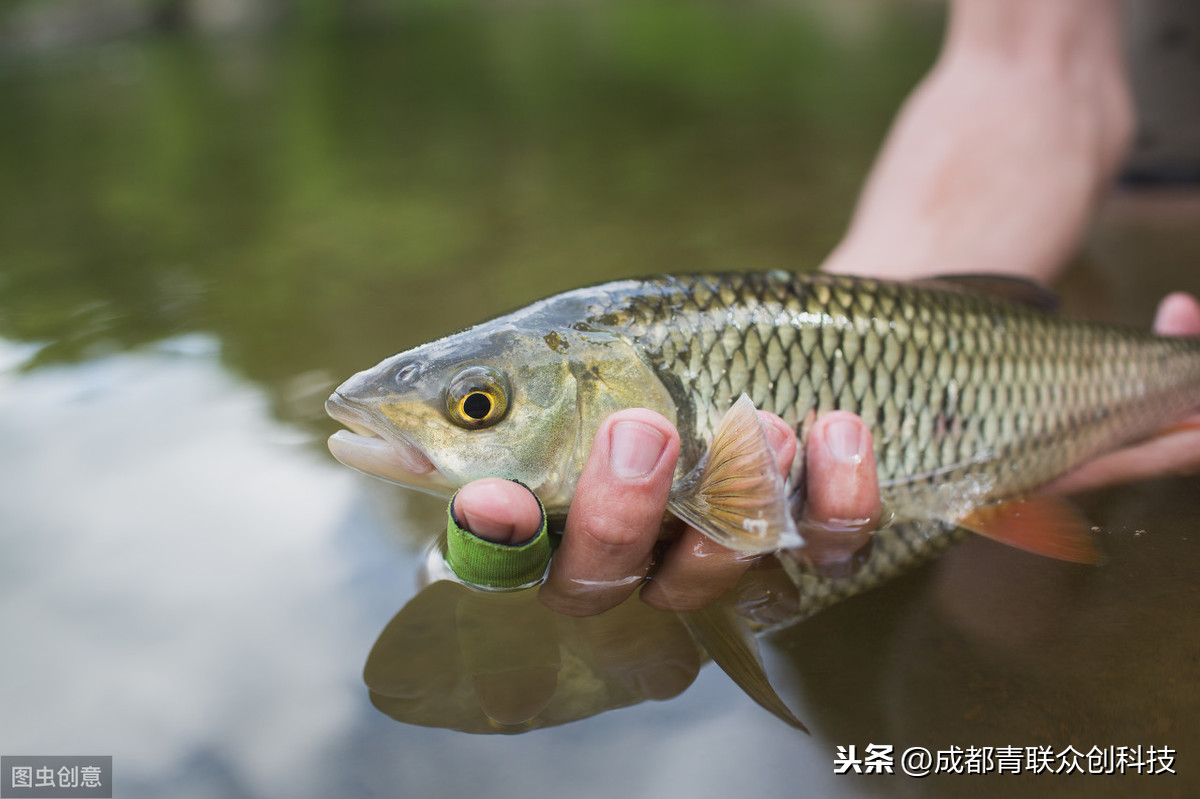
<box><xmin>366</xmin><ymin>578</ymin><xmax>700</xmax><ymax>733</ymax></box>
<box><xmin>367</xmin><ymin>543</ymin><xmax>833</xmax><ymax>735</ymax></box>
<box><xmin>0</xmin><ymin>336</ymin><xmax>413</xmax><ymax>796</ymax></box>
<box><xmin>762</xmin><ymin>470</ymin><xmax>1200</xmax><ymax>797</ymax></box>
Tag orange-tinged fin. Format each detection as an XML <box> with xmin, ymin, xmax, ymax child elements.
<box><xmin>668</xmin><ymin>394</ymin><xmax>802</xmax><ymax>554</ymax></box>
<box><xmin>956</xmin><ymin>496</ymin><xmax>1105</xmax><ymax>565</ymax></box>
<box><xmin>915</xmin><ymin>274</ymin><xmax>1059</xmax><ymax>313</ymax></box>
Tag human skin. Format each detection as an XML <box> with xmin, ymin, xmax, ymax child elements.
<box><xmin>451</xmin><ymin>0</ymin><xmax>1200</xmax><ymax>615</ymax></box>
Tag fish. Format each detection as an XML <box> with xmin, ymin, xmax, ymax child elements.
<box><xmin>326</xmin><ymin>270</ymin><xmax>1200</xmax><ymax>620</ymax></box>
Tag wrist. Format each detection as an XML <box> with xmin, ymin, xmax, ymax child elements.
<box><xmin>944</xmin><ymin>0</ymin><xmax>1120</xmax><ymax>64</ymax></box>
<box><xmin>941</xmin><ymin>0</ymin><xmax>1132</xmax><ymax>174</ymax></box>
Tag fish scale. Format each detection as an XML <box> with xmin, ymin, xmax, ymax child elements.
<box><xmin>611</xmin><ymin>271</ymin><xmax>1197</xmax><ymax>494</ymax></box>
<box><xmin>328</xmin><ymin>269</ymin><xmax>1200</xmax><ymax>623</ymax></box>
<box><xmin>593</xmin><ymin>271</ymin><xmax>1200</xmax><ymax>618</ymax></box>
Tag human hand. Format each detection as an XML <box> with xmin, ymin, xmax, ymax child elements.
<box><xmin>451</xmin><ymin>409</ymin><xmax>881</xmax><ymax>616</ymax></box>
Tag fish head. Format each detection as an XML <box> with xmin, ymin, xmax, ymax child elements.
<box><xmin>325</xmin><ymin>316</ymin><xmax>676</xmax><ymax>513</ymax></box>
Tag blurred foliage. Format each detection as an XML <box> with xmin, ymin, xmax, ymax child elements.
<box><xmin>0</xmin><ymin>0</ymin><xmax>941</xmax><ymax>430</ymax></box>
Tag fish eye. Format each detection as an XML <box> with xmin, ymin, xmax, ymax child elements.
<box><xmin>445</xmin><ymin>365</ymin><xmax>510</xmax><ymax>429</ymax></box>
<box><xmin>461</xmin><ymin>392</ymin><xmax>492</xmax><ymax>420</ymax></box>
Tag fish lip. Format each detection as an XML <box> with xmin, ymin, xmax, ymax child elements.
<box><xmin>324</xmin><ymin>391</ymin><xmax>437</xmax><ymax>478</ymax></box>
<box><xmin>325</xmin><ymin>391</ymin><xmax>382</xmax><ymax>438</ymax></box>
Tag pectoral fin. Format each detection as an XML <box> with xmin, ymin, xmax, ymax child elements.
<box><xmin>668</xmin><ymin>394</ymin><xmax>802</xmax><ymax>554</ymax></box>
<box><xmin>956</xmin><ymin>496</ymin><xmax>1105</xmax><ymax>565</ymax></box>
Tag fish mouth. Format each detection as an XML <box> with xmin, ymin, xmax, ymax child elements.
<box><xmin>325</xmin><ymin>392</ymin><xmax>441</xmax><ymax>487</ymax></box>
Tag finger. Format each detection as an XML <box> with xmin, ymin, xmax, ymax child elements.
<box><xmin>641</xmin><ymin>411</ymin><xmax>796</xmax><ymax>612</ymax></box>
<box><xmin>1153</xmin><ymin>292</ymin><xmax>1200</xmax><ymax>337</ymax></box>
<box><xmin>760</xmin><ymin>412</ymin><xmax>799</xmax><ymax>475</ymax></box>
<box><xmin>639</xmin><ymin>531</ymin><xmax>755</xmax><ymax>612</ymax></box>
<box><xmin>451</xmin><ymin>478</ymin><xmax>544</xmax><ymax>544</ymax></box>
<box><xmin>801</xmin><ymin>412</ymin><xmax>880</xmax><ymax>575</ymax></box>
<box><xmin>540</xmin><ymin>410</ymin><xmax>679</xmax><ymax>617</ymax></box>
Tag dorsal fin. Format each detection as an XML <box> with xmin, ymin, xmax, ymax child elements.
<box><xmin>667</xmin><ymin>394</ymin><xmax>802</xmax><ymax>554</ymax></box>
<box><xmin>914</xmin><ymin>274</ymin><xmax>1059</xmax><ymax>312</ymax></box>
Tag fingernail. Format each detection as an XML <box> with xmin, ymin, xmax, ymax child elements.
<box><xmin>451</xmin><ymin>481</ymin><xmax>541</xmax><ymax>545</ymax></box>
<box><xmin>610</xmin><ymin>421</ymin><xmax>667</xmax><ymax>479</ymax></box>
<box><xmin>763</xmin><ymin>419</ymin><xmax>789</xmax><ymax>454</ymax></box>
<box><xmin>453</xmin><ymin>500</ymin><xmax>515</xmax><ymax>543</ymax></box>
<box><xmin>825</xmin><ymin>419</ymin><xmax>865</xmax><ymax>464</ymax></box>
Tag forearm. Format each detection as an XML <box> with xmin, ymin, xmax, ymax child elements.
<box><xmin>823</xmin><ymin>0</ymin><xmax>1133</xmax><ymax>283</ymax></box>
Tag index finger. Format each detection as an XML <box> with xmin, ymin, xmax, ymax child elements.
<box><xmin>538</xmin><ymin>410</ymin><xmax>680</xmax><ymax>617</ymax></box>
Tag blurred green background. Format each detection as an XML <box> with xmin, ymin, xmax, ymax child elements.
<box><xmin>0</xmin><ymin>0</ymin><xmax>938</xmax><ymax>425</ymax></box>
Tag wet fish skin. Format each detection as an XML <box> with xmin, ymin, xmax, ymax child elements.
<box><xmin>327</xmin><ymin>271</ymin><xmax>1200</xmax><ymax>618</ymax></box>
<box><xmin>599</xmin><ymin>271</ymin><xmax>1200</xmax><ymax>616</ymax></box>
<box><xmin>608</xmin><ymin>272</ymin><xmax>1200</xmax><ymax>508</ymax></box>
